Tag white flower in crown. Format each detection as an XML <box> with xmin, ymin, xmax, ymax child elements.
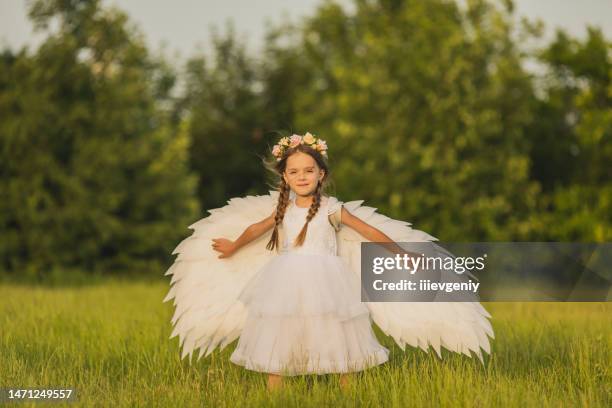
<box><xmin>272</xmin><ymin>131</ymin><xmax>328</xmax><ymax>160</ymax></box>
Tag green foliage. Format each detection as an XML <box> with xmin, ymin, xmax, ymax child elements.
<box><xmin>0</xmin><ymin>0</ymin><xmax>610</xmax><ymax>280</ymax></box>
<box><xmin>259</xmin><ymin>0</ymin><xmax>610</xmax><ymax>242</ymax></box>
<box><xmin>0</xmin><ymin>0</ymin><xmax>199</xmax><ymax>278</ymax></box>
<box><xmin>528</xmin><ymin>26</ymin><xmax>611</xmax><ymax>241</ymax></box>
<box><xmin>284</xmin><ymin>0</ymin><xmax>540</xmax><ymax>240</ymax></box>
<box><xmin>179</xmin><ymin>23</ymin><xmax>289</xmax><ymax>211</ymax></box>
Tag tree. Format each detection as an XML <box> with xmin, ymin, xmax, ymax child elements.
<box><xmin>0</xmin><ymin>0</ymin><xmax>200</xmax><ymax>279</ymax></box>
<box><xmin>528</xmin><ymin>26</ymin><xmax>611</xmax><ymax>241</ymax></box>
<box><xmin>280</xmin><ymin>0</ymin><xmax>540</xmax><ymax>240</ymax></box>
<box><xmin>180</xmin><ymin>22</ymin><xmax>277</xmax><ymax>210</ymax></box>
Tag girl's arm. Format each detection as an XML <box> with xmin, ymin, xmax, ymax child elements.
<box><xmin>339</xmin><ymin>207</ymin><xmax>419</xmax><ymax>257</ymax></box>
<box><xmin>212</xmin><ymin>211</ymin><xmax>276</xmax><ymax>259</ymax></box>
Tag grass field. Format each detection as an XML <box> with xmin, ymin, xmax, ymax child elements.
<box><xmin>1</xmin><ymin>279</ymin><xmax>610</xmax><ymax>407</ymax></box>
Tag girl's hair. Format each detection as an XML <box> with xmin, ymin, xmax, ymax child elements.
<box><xmin>265</xmin><ymin>143</ymin><xmax>330</xmax><ymax>251</ymax></box>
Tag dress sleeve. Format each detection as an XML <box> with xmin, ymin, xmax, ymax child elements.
<box><xmin>327</xmin><ymin>196</ymin><xmax>344</xmax><ymax>216</ymax></box>
<box><xmin>327</xmin><ymin>196</ymin><xmax>343</xmax><ymax>232</ymax></box>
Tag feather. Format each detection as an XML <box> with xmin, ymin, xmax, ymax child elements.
<box><xmin>163</xmin><ymin>192</ymin><xmax>278</xmax><ymax>363</ymax></box>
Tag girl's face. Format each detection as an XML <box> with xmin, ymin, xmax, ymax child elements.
<box><xmin>283</xmin><ymin>152</ymin><xmax>325</xmax><ymax>197</ymax></box>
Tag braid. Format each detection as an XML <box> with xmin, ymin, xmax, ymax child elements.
<box><xmin>293</xmin><ymin>181</ymin><xmax>322</xmax><ymax>247</ymax></box>
<box><xmin>266</xmin><ymin>179</ymin><xmax>291</xmax><ymax>251</ymax></box>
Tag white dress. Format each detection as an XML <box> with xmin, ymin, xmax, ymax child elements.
<box><xmin>229</xmin><ymin>195</ymin><xmax>390</xmax><ymax>375</ymax></box>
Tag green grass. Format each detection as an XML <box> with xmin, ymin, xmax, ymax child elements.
<box><xmin>0</xmin><ymin>279</ymin><xmax>610</xmax><ymax>407</ymax></box>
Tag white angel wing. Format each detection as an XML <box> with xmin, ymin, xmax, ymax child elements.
<box><xmin>163</xmin><ymin>191</ymin><xmax>278</xmax><ymax>362</ymax></box>
<box><xmin>334</xmin><ymin>198</ymin><xmax>495</xmax><ymax>363</ymax></box>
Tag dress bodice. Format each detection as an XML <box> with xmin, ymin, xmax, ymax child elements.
<box><xmin>280</xmin><ymin>195</ymin><xmax>342</xmax><ymax>256</ymax></box>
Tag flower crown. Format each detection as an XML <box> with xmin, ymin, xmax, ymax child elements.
<box><xmin>271</xmin><ymin>132</ymin><xmax>328</xmax><ymax>161</ymax></box>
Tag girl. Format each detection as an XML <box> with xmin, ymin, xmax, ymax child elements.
<box><xmin>163</xmin><ymin>132</ymin><xmax>494</xmax><ymax>391</ymax></box>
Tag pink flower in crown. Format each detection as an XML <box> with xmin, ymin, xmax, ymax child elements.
<box><xmin>271</xmin><ymin>144</ymin><xmax>281</xmax><ymax>157</ymax></box>
<box><xmin>289</xmin><ymin>134</ymin><xmax>302</xmax><ymax>147</ymax></box>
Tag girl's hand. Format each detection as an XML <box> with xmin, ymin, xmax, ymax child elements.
<box><xmin>211</xmin><ymin>238</ymin><xmax>236</xmax><ymax>259</ymax></box>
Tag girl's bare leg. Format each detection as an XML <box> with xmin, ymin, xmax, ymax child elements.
<box><xmin>339</xmin><ymin>373</ymin><xmax>351</xmax><ymax>390</ymax></box>
<box><xmin>267</xmin><ymin>374</ymin><xmax>283</xmax><ymax>391</ymax></box>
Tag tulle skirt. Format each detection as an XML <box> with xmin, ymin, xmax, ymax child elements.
<box><xmin>229</xmin><ymin>252</ymin><xmax>390</xmax><ymax>376</ymax></box>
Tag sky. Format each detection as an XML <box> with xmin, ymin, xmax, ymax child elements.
<box><xmin>1</xmin><ymin>0</ymin><xmax>610</xmax><ymax>63</ymax></box>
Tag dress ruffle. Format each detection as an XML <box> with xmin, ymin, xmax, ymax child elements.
<box><xmin>230</xmin><ymin>252</ymin><xmax>389</xmax><ymax>375</ymax></box>
<box><xmin>231</xmin><ymin>251</ymin><xmax>390</xmax><ymax>375</ymax></box>
<box><xmin>230</xmin><ymin>313</ymin><xmax>389</xmax><ymax>376</ymax></box>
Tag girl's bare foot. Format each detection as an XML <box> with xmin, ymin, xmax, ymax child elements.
<box><xmin>267</xmin><ymin>374</ymin><xmax>283</xmax><ymax>391</ymax></box>
<box><xmin>339</xmin><ymin>373</ymin><xmax>351</xmax><ymax>390</ymax></box>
